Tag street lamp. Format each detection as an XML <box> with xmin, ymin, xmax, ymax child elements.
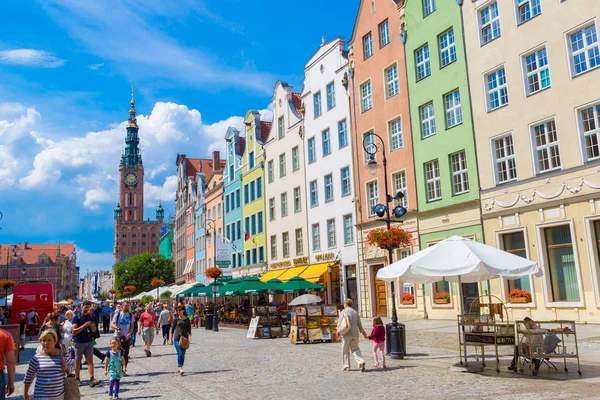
<box><xmin>363</xmin><ymin>132</ymin><xmax>407</xmax><ymax>360</ymax></box>
<box><xmin>205</xmin><ymin>218</ymin><xmax>219</xmax><ymax>332</ymax></box>
<box><xmin>151</xmin><ymin>257</ymin><xmax>158</xmax><ymax>302</ymax></box>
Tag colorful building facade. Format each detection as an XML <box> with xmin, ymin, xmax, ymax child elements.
<box><xmin>223</xmin><ymin>127</ymin><xmax>245</xmax><ymax>270</ymax></box>
<box><xmin>204</xmin><ymin>152</ymin><xmax>225</xmax><ymax>278</ymax></box>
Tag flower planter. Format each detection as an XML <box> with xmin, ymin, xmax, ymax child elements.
<box><xmin>434</xmin><ymin>299</ymin><xmax>450</xmax><ymax>304</ymax></box>
<box><xmin>401</xmin><ymin>300</ymin><xmax>414</xmax><ymax>305</ymax></box>
<box><xmin>509</xmin><ymin>297</ymin><xmax>529</xmax><ymax>303</ymax></box>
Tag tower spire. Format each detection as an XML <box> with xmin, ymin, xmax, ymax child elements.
<box><xmin>127</xmin><ymin>85</ymin><xmax>138</xmax><ymax>128</ymax></box>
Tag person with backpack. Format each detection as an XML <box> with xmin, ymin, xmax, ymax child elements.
<box><xmin>158</xmin><ymin>302</ymin><xmax>172</xmax><ymax>345</ymax></box>
<box><xmin>71</xmin><ymin>300</ymin><xmax>101</xmax><ymax>387</ymax></box>
<box><xmin>26</xmin><ymin>308</ymin><xmax>40</xmax><ymax>341</ymax></box>
<box><xmin>111</xmin><ymin>301</ymin><xmax>134</xmax><ymax>369</ymax></box>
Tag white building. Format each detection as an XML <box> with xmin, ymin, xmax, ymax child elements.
<box><xmin>264</xmin><ymin>82</ymin><xmax>307</xmax><ymax>270</ymax></box>
<box><xmin>301</xmin><ymin>37</ymin><xmax>358</xmax><ymax>304</ymax></box>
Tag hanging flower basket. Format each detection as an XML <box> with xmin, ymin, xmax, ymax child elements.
<box><xmin>205</xmin><ymin>267</ymin><xmax>223</xmax><ymax>280</ymax></box>
<box><xmin>151</xmin><ymin>279</ymin><xmax>165</xmax><ymax>288</ymax></box>
<box><xmin>0</xmin><ymin>280</ymin><xmax>16</xmax><ymax>290</ymax></box>
<box><xmin>401</xmin><ymin>293</ymin><xmax>414</xmax><ymax>305</ymax></box>
<box><xmin>366</xmin><ymin>227</ymin><xmax>412</xmax><ymax>251</ymax></box>
<box><xmin>108</xmin><ymin>289</ymin><xmax>117</xmax><ymax>295</ymax></box>
<box><xmin>508</xmin><ymin>289</ymin><xmax>531</xmax><ymax>303</ymax></box>
<box><xmin>434</xmin><ymin>291</ymin><xmax>450</xmax><ymax>304</ymax></box>
<box><xmin>124</xmin><ymin>285</ymin><xmax>136</xmax><ymax>294</ymax></box>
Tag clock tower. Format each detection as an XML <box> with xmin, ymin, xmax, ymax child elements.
<box><xmin>113</xmin><ymin>87</ymin><xmax>163</xmax><ymax>263</ymax></box>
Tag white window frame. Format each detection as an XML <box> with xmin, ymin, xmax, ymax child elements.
<box><xmin>327</xmin><ymin>218</ymin><xmax>337</xmax><ymax>248</ymax></box>
<box><xmin>439</xmin><ymin>29</ymin><xmax>456</xmax><ymax>67</ymax></box>
<box><xmin>578</xmin><ymin>101</ymin><xmax>600</xmax><ymax>162</ymax></box>
<box><xmin>292</xmin><ymin>146</ymin><xmax>299</xmax><ymax>172</ymax></box>
<box><xmin>385</xmin><ymin>64</ymin><xmax>399</xmax><ymax>98</ymax></box>
<box><xmin>391</xmin><ymin>170</ymin><xmax>408</xmax><ymax>208</ymax></box>
<box><xmin>521</xmin><ymin>45</ymin><xmax>551</xmax><ymax>96</ymax></box>
<box><xmin>279</xmin><ymin>153</ymin><xmax>286</xmax><ymax>177</ymax></box>
<box><xmin>282</xmin><ymin>232</ymin><xmax>290</xmax><ymax>258</ymax></box>
<box><xmin>363</xmin><ymin>32</ymin><xmax>373</xmax><ymax>59</ymax></box>
<box><xmin>492</xmin><ymin>133</ymin><xmax>518</xmax><ymax>184</ymax></box>
<box><xmin>341</xmin><ymin>166</ymin><xmax>351</xmax><ymax>197</ymax></box>
<box><xmin>366</xmin><ymin>180</ymin><xmax>379</xmax><ymax>217</ymax></box>
<box><xmin>322</xmin><ymin>128</ymin><xmax>331</xmax><ymax>156</ymax></box>
<box><xmin>416</xmin><ymin>45</ymin><xmax>431</xmax><ymax>80</ymax></box>
<box><xmin>278</xmin><ymin>116</ymin><xmax>285</xmax><ymax>139</ymax></box>
<box><xmin>479</xmin><ymin>2</ymin><xmax>501</xmax><ymax>46</ymax></box>
<box><xmin>326</xmin><ymin>81</ymin><xmax>336</xmax><ymax>110</ymax></box>
<box><xmin>565</xmin><ymin>21</ymin><xmax>600</xmax><ymax>77</ymax></box>
<box><xmin>363</xmin><ymin>132</ymin><xmax>376</xmax><ymax>162</ymax></box>
<box><xmin>324</xmin><ymin>174</ymin><xmax>334</xmax><ymax>202</ymax></box>
<box><xmin>444</xmin><ymin>90</ymin><xmax>462</xmax><ymax>128</ymax></box>
<box><xmin>423</xmin><ymin>0</ymin><xmax>436</xmax><ymax>17</ymax></box>
<box><xmin>295</xmin><ymin>228</ymin><xmax>303</xmax><ymax>256</ymax></box>
<box><xmin>450</xmin><ymin>151</ymin><xmax>469</xmax><ymax>195</ymax></box>
<box><xmin>389</xmin><ymin>118</ymin><xmax>403</xmax><ymax>151</ymax></box>
<box><xmin>343</xmin><ymin>214</ymin><xmax>354</xmax><ymax>245</ymax></box>
<box><xmin>312</xmin><ymin>223</ymin><xmax>321</xmax><ymax>252</ymax></box>
<box><xmin>307</xmin><ymin>137</ymin><xmax>316</xmax><ymax>163</ymax></box>
<box><xmin>425</xmin><ymin>159</ymin><xmax>442</xmax><ymax>202</ymax></box>
<box><xmin>338</xmin><ymin>119</ymin><xmax>348</xmax><ymax>148</ymax></box>
<box><xmin>270</xmin><ymin>235</ymin><xmax>277</xmax><ymax>260</ymax></box>
<box><xmin>420</xmin><ymin>102</ymin><xmax>436</xmax><ymax>138</ymax></box>
<box><xmin>379</xmin><ymin>19</ymin><xmax>390</xmax><ymax>47</ymax></box>
<box><xmin>485</xmin><ymin>66</ymin><xmax>509</xmax><ymax>111</ymax></box>
<box><xmin>309</xmin><ymin>180</ymin><xmax>319</xmax><ymax>207</ymax></box>
<box><xmin>530</xmin><ymin>117</ymin><xmax>561</xmax><ymax>174</ymax></box>
<box><xmin>280</xmin><ymin>192</ymin><xmax>288</xmax><ymax>217</ymax></box>
<box><xmin>293</xmin><ymin>186</ymin><xmax>302</xmax><ymax>213</ymax></box>
<box><xmin>269</xmin><ymin>198</ymin><xmax>275</xmax><ymax>221</ymax></box>
<box><xmin>361</xmin><ymin>80</ymin><xmax>373</xmax><ymax>112</ymax></box>
<box><xmin>515</xmin><ymin>0</ymin><xmax>541</xmax><ymax>25</ymax></box>
<box><xmin>495</xmin><ymin>227</ymin><xmax>536</xmax><ymax>307</ymax></box>
<box><xmin>314</xmin><ymin>91</ymin><xmax>322</xmax><ymax>118</ymax></box>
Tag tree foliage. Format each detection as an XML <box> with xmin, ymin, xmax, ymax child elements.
<box><xmin>141</xmin><ymin>295</ymin><xmax>154</xmax><ymax>305</ymax></box>
<box><xmin>114</xmin><ymin>253</ymin><xmax>175</xmax><ymax>295</ymax></box>
<box><xmin>159</xmin><ymin>291</ymin><xmax>172</xmax><ymax>300</ymax></box>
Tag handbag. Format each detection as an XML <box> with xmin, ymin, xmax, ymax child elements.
<box><xmin>339</xmin><ymin>314</ymin><xmax>351</xmax><ymax>335</ymax></box>
<box><xmin>179</xmin><ymin>335</ymin><xmax>190</xmax><ymax>350</ymax></box>
<box><xmin>64</xmin><ymin>374</ymin><xmax>81</xmax><ymax>400</ymax></box>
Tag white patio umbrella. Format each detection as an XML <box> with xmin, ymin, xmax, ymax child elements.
<box><xmin>289</xmin><ymin>294</ymin><xmax>323</xmax><ymax>306</ymax></box>
<box><xmin>376</xmin><ymin>235</ymin><xmax>542</xmax><ymax>366</ymax></box>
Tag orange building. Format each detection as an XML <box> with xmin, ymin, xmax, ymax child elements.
<box><xmin>348</xmin><ymin>0</ymin><xmax>419</xmax><ymax>318</ymax></box>
<box><xmin>204</xmin><ymin>153</ymin><xmax>224</xmax><ymax>271</ymax></box>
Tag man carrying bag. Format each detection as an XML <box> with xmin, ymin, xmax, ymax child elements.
<box><xmin>337</xmin><ymin>299</ymin><xmax>367</xmax><ymax>372</ymax></box>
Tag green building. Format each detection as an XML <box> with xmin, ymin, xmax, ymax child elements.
<box><xmin>402</xmin><ymin>0</ymin><xmax>483</xmax><ymax>313</ymax></box>
<box><xmin>159</xmin><ymin>221</ymin><xmax>173</xmax><ymax>261</ymax></box>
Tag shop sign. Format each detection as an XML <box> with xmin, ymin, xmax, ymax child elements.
<box><xmin>315</xmin><ymin>252</ymin><xmax>335</xmax><ymax>261</ymax></box>
<box><xmin>215</xmin><ymin>236</ymin><xmax>232</xmax><ymax>278</ymax></box>
<box><xmin>464</xmin><ymin>334</ymin><xmax>515</xmax><ymax>345</ymax></box>
<box><xmin>246</xmin><ymin>317</ymin><xmax>259</xmax><ymax>339</ymax></box>
<box><xmin>270</xmin><ymin>260</ymin><xmax>291</xmax><ymax>269</ymax></box>
<box><xmin>293</xmin><ymin>256</ymin><xmax>309</xmax><ymax>266</ymax></box>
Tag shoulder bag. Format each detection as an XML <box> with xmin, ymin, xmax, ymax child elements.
<box><xmin>61</xmin><ymin>348</ymin><xmax>81</xmax><ymax>400</ymax></box>
<box><xmin>178</xmin><ymin>319</ymin><xmax>190</xmax><ymax>349</ymax></box>
<box><xmin>339</xmin><ymin>313</ymin><xmax>351</xmax><ymax>335</ymax></box>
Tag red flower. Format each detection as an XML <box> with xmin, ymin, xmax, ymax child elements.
<box><xmin>124</xmin><ymin>285</ymin><xmax>136</xmax><ymax>294</ymax></box>
<box><xmin>434</xmin><ymin>291</ymin><xmax>450</xmax><ymax>300</ymax></box>
<box><xmin>150</xmin><ymin>279</ymin><xmax>165</xmax><ymax>288</ymax></box>
<box><xmin>205</xmin><ymin>267</ymin><xmax>223</xmax><ymax>280</ymax></box>
<box><xmin>366</xmin><ymin>227</ymin><xmax>413</xmax><ymax>250</ymax></box>
<box><xmin>401</xmin><ymin>293</ymin><xmax>414</xmax><ymax>301</ymax></box>
<box><xmin>0</xmin><ymin>280</ymin><xmax>16</xmax><ymax>289</ymax></box>
<box><xmin>508</xmin><ymin>288</ymin><xmax>531</xmax><ymax>300</ymax></box>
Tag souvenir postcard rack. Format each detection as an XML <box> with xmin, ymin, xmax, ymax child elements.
<box><xmin>251</xmin><ymin>306</ymin><xmax>283</xmax><ymax>339</ymax></box>
<box><xmin>458</xmin><ymin>295</ymin><xmax>514</xmax><ymax>373</ymax></box>
<box><xmin>289</xmin><ymin>305</ymin><xmax>340</xmax><ymax>344</ymax></box>
<box><xmin>516</xmin><ymin>320</ymin><xmax>581</xmax><ymax>376</ymax></box>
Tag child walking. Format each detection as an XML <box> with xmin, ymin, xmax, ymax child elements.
<box><xmin>104</xmin><ymin>337</ymin><xmax>127</xmax><ymax>400</ymax></box>
<box><xmin>368</xmin><ymin>317</ymin><xmax>386</xmax><ymax>368</ymax></box>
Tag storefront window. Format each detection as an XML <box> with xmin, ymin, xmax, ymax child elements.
<box><xmin>501</xmin><ymin>231</ymin><xmax>531</xmax><ymax>294</ymax></box>
<box><xmin>544</xmin><ymin>225</ymin><xmax>580</xmax><ymax>302</ymax></box>
<box><xmin>433</xmin><ymin>279</ymin><xmax>450</xmax><ymax>296</ymax></box>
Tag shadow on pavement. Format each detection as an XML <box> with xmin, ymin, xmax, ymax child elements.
<box><xmin>367</xmin><ymin>366</ymin><xmax>416</xmax><ymax>373</ymax></box>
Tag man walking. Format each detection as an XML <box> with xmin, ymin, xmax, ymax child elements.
<box><xmin>337</xmin><ymin>299</ymin><xmax>367</xmax><ymax>372</ymax></box>
<box><xmin>26</xmin><ymin>308</ymin><xmax>39</xmax><ymax>341</ymax></box>
<box><xmin>0</xmin><ymin>328</ymin><xmax>15</xmax><ymax>399</ymax></box>
<box><xmin>71</xmin><ymin>301</ymin><xmax>101</xmax><ymax>387</ymax></box>
<box><xmin>100</xmin><ymin>302</ymin><xmax>113</xmax><ymax>334</ymax></box>
<box><xmin>158</xmin><ymin>303</ymin><xmax>172</xmax><ymax>345</ymax></box>
<box><xmin>111</xmin><ymin>301</ymin><xmax>134</xmax><ymax>369</ymax></box>
<box><xmin>138</xmin><ymin>303</ymin><xmax>156</xmax><ymax>357</ymax></box>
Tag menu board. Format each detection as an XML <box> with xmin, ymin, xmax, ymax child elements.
<box><xmin>246</xmin><ymin>317</ymin><xmax>260</xmax><ymax>339</ymax></box>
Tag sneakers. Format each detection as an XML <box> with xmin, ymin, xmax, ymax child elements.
<box><xmin>179</xmin><ymin>368</ymin><xmax>184</xmax><ymax>376</ymax></box>
<box><xmin>19</xmin><ymin>347</ymin><xmax>24</xmax><ymax>351</ymax></box>
<box><xmin>341</xmin><ymin>367</ymin><xmax>349</xmax><ymax>371</ymax></box>
<box><xmin>89</xmin><ymin>378</ymin><xmax>100</xmax><ymax>387</ymax></box>
<box><xmin>372</xmin><ymin>363</ymin><xmax>380</xmax><ymax>368</ymax></box>
<box><xmin>359</xmin><ymin>362</ymin><xmax>366</xmax><ymax>372</ymax></box>
<box><xmin>163</xmin><ymin>339</ymin><xmax>167</xmax><ymax>345</ymax></box>
<box><xmin>382</xmin><ymin>365</ymin><xmax>387</xmax><ymax>369</ymax></box>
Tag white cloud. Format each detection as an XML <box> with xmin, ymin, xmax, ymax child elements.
<box><xmin>0</xmin><ymin>49</ymin><xmax>66</xmax><ymax>68</ymax></box>
<box><xmin>0</xmin><ymin>102</ymin><xmax>26</xmax><ymax>115</ymax></box>
<box><xmin>88</xmin><ymin>62</ymin><xmax>104</xmax><ymax>70</ymax></box>
<box><xmin>77</xmin><ymin>248</ymin><xmax>114</xmax><ymax>273</ymax></box>
<box><xmin>83</xmin><ymin>189</ymin><xmax>112</xmax><ymax>210</ymax></box>
<box><xmin>144</xmin><ymin>175</ymin><xmax>177</xmax><ymax>206</ymax></box>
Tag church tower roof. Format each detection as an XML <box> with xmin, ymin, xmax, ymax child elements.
<box><xmin>121</xmin><ymin>85</ymin><xmax>142</xmax><ymax>167</ymax></box>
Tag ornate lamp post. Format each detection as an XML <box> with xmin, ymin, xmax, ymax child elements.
<box><xmin>363</xmin><ymin>133</ymin><xmax>408</xmax><ymax>360</ymax></box>
<box><xmin>205</xmin><ymin>218</ymin><xmax>219</xmax><ymax>332</ymax></box>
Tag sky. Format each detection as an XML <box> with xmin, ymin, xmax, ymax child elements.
<box><xmin>0</xmin><ymin>0</ymin><xmax>360</xmax><ymax>274</ymax></box>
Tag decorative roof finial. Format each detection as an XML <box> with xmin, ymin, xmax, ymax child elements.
<box><xmin>127</xmin><ymin>85</ymin><xmax>138</xmax><ymax>128</ymax></box>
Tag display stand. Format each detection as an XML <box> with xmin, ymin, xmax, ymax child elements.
<box><xmin>251</xmin><ymin>306</ymin><xmax>283</xmax><ymax>339</ymax></box>
<box><xmin>516</xmin><ymin>320</ymin><xmax>582</xmax><ymax>376</ymax></box>
<box><xmin>289</xmin><ymin>305</ymin><xmax>340</xmax><ymax>344</ymax></box>
<box><xmin>458</xmin><ymin>295</ymin><xmax>514</xmax><ymax>373</ymax></box>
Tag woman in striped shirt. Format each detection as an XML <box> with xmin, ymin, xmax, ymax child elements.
<box><xmin>24</xmin><ymin>330</ymin><xmax>67</xmax><ymax>400</ymax></box>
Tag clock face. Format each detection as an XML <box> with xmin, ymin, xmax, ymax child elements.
<box><xmin>124</xmin><ymin>172</ymin><xmax>139</xmax><ymax>186</ymax></box>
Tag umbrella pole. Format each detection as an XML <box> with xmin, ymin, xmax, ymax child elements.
<box><xmin>458</xmin><ymin>276</ymin><xmax>468</xmax><ymax>367</ymax></box>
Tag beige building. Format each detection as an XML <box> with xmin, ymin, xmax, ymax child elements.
<box><xmin>464</xmin><ymin>0</ymin><xmax>600</xmax><ymax>322</ymax></box>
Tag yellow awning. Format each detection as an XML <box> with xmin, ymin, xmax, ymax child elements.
<box><xmin>277</xmin><ymin>266</ymin><xmax>308</xmax><ymax>282</ymax></box>
<box><xmin>259</xmin><ymin>269</ymin><xmax>286</xmax><ymax>282</ymax></box>
<box><xmin>299</xmin><ymin>263</ymin><xmax>330</xmax><ymax>283</ymax></box>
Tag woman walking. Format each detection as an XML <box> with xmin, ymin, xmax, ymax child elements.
<box><xmin>61</xmin><ymin>311</ymin><xmax>74</xmax><ymax>348</ymax></box>
<box><xmin>39</xmin><ymin>312</ymin><xmax>63</xmax><ymax>350</ymax></box>
<box><xmin>170</xmin><ymin>305</ymin><xmax>192</xmax><ymax>376</ymax></box>
<box><xmin>23</xmin><ymin>330</ymin><xmax>67</xmax><ymax>400</ymax></box>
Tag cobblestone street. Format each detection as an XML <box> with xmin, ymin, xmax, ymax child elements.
<box><xmin>10</xmin><ymin>320</ymin><xmax>600</xmax><ymax>400</ymax></box>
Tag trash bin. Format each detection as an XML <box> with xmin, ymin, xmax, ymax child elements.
<box><xmin>205</xmin><ymin>313</ymin><xmax>214</xmax><ymax>330</ymax></box>
<box><xmin>386</xmin><ymin>323</ymin><xmax>406</xmax><ymax>359</ymax></box>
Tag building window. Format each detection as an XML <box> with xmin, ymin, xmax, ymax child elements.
<box><xmin>389</xmin><ymin>118</ymin><xmax>403</xmax><ymax>151</ymax></box>
<box><xmin>314</xmin><ymin>91</ymin><xmax>322</xmax><ymax>118</ymax></box>
<box><xmin>544</xmin><ymin>225</ymin><xmax>580</xmax><ymax>302</ymax></box>
<box><xmin>392</xmin><ymin>171</ymin><xmax>408</xmax><ymax>208</ymax></box>
<box><xmin>324</xmin><ymin>174</ymin><xmax>334</xmax><ymax>202</ymax></box>
<box><xmin>385</xmin><ymin>64</ymin><xmax>399</xmax><ymax>98</ymax></box>
<box><xmin>252</xmin><ymin>249</ymin><xmax>258</xmax><ymax>265</ymax></box>
<box><xmin>295</xmin><ymin>228</ymin><xmax>303</xmax><ymax>255</ymax></box>
<box><xmin>343</xmin><ymin>214</ymin><xmax>354</xmax><ymax>245</ymax></box>
<box><xmin>425</xmin><ymin>160</ymin><xmax>442</xmax><ymax>201</ymax></box>
<box><xmin>282</xmin><ymin>232</ymin><xmax>290</xmax><ymax>258</ymax></box>
<box><xmin>278</xmin><ymin>116</ymin><xmax>285</xmax><ymax>139</ymax></box>
<box><xmin>516</xmin><ymin>0</ymin><xmax>541</xmax><ymax>24</ymax></box>
<box><xmin>416</xmin><ymin>45</ymin><xmax>431</xmax><ymax>80</ymax></box>
<box><xmin>420</xmin><ymin>102</ymin><xmax>436</xmax><ymax>138</ymax></box>
<box><xmin>361</xmin><ymin>81</ymin><xmax>373</xmax><ymax>112</ymax></box>
<box><xmin>439</xmin><ymin>29</ymin><xmax>456</xmax><ymax>67</ymax></box>
<box><xmin>367</xmin><ymin>181</ymin><xmax>379</xmax><ymax>217</ymax></box>
<box><xmin>501</xmin><ymin>231</ymin><xmax>531</xmax><ymax>293</ymax></box>
<box><xmin>280</xmin><ymin>192</ymin><xmax>288</xmax><ymax>217</ymax></box>
<box><xmin>322</xmin><ymin>129</ymin><xmax>331</xmax><ymax>156</ymax></box>
<box><xmin>379</xmin><ymin>19</ymin><xmax>390</xmax><ymax>47</ymax></box>
<box><xmin>581</xmin><ymin>103</ymin><xmax>600</xmax><ymax>161</ymax></box>
<box><xmin>294</xmin><ymin>187</ymin><xmax>301</xmax><ymax>212</ymax></box>
<box><xmin>423</xmin><ymin>0</ymin><xmax>436</xmax><ymax>17</ymax></box>
<box><xmin>292</xmin><ymin>146</ymin><xmax>299</xmax><ymax>171</ymax></box>
<box><xmin>245</xmin><ymin>250</ymin><xmax>250</xmax><ymax>266</ymax></box>
<box><xmin>486</xmin><ymin>68</ymin><xmax>509</xmax><ymax>111</ymax></box>
<box><xmin>444</xmin><ymin>90</ymin><xmax>462</xmax><ymax>128</ymax></box>
<box><xmin>523</xmin><ymin>47</ymin><xmax>551</xmax><ymax>95</ymax></box>
<box><xmin>244</xmin><ymin>184</ymin><xmax>249</xmax><ymax>205</ymax></box>
<box><xmin>279</xmin><ymin>153</ymin><xmax>286</xmax><ymax>177</ymax></box>
<box><xmin>235</xmin><ymin>189</ymin><xmax>241</xmax><ymax>208</ymax></box>
<box><xmin>450</xmin><ymin>151</ymin><xmax>469</xmax><ymax>195</ymax></box>
<box><xmin>250</xmin><ymin>181</ymin><xmax>256</xmax><ymax>202</ymax></box>
<box><xmin>249</xmin><ymin>151</ymin><xmax>255</xmax><ymax>169</ymax></box>
<box><xmin>269</xmin><ymin>198</ymin><xmax>275</xmax><ymax>221</ymax></box>
<box><xmin>312</xmin><ymin>224</ymin><xmax>321</xmax><ymax>252</ymax></box>
<box><xmin>326</xmin><ymin>82</ymin><xmax>336</xmax><ymax>110</ymax></box>
<box><xmin>257</xmin><ymin>211</ymin><xmax>263</xmax><ymax>234</ymax></box>
<box><xmin>267</xmin><ymin>160</ymin><xmax>274</xmax><ymax>183</ymax></box>
<box><xmin>338</xmin><ymin>119</ymin><xmax>348</xmax><ymax>148</ymax></box>
<box><xmin>308</xmin><ymin>137</ymin><xmax>316</xmax><ymax>163</ymax></box>
<box><xmin>479</xmin><ymin>2</ymin><xmax>501</xmax><ymax>45</ymax></box>
<box><xmin>327</xmin><ymin>219</ymin><xmax>336</xmax><ymax>248</ymax></box>
<box><xmin>132</xmin><ymin>242</ymin><xmax>136</xmax><ymax>246</ymax></box>
<box><xmin>568</xmin><ymin>24</ymin><xmax>600</xmax><ymax>76</ymax></box>
<box><xmin>259</xmin><ymin>247</ymin><xmax>264</xmax><ymax>263</ymax></box>
<box><xmin>364</xmin><ymin>132</ymin><xmax>376</xmax><ymax>162</ymax></box>
<box><xmin>493</xmin><ymin>134</ymin><xmax>518</xmax><ymax>184</ymax></box>
<box><xmin>310</xmin><ymin>180</ymin><xmax>319</xmax><ymax>207</ymax></box>
<box><xmin>256</xmin><ymin>177</ymin><xmax>262</xmax><ymax>199</ymax></box>
<box><xmin>532</xmin><ymin>119</ymin><xmax>561</xmax><ymax>173</ymax></box>
<box><xmin>251</xmin><ymin>214</ymin><xmax>257</xmax><ymax>235</ymax></box>
<box><xmin>341</xmin><ymin>167</ymin><xmax>351</xmax><ymax>197</ymax></box>
<box><xmin>363</xmin><ymin>32</ymin><xmax>373</xmax><ymax>59</ymax></box>
<box><xmin>270</xmin><ymin>235</ymin><xmax>277</xmax><ymax>260</ymax></box>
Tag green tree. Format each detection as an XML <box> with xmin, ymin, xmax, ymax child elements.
<box><xmin>141</xmin><ymin>295</ymin><xmax>154</xmax><ymax>305</ymax></box>
<box><xmin>159</xmin><ymin>290</ymin><xmax>172</xmax><ymax>301</ymax></box>
<box><xmin>114</xmin><ymin>253</ymin><xmax>175</xmax><ymax>295</ymax></box>
<box><xmin>98</xmin><ymin>292</ymin><xmax>109</xmax><ymax>301</ymax></box>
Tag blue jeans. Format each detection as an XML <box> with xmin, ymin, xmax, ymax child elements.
<box><xmin>174</xmin><ymin>338</ymin><xmax>186</xmax><ymax>367</ymax></box>
<box><xmin>130</xmin><ymin>330</ymin><xmax>137</xmax><ymax>346</ymax></box>
<box><xmin>0</xmin><ymin>372</ymin><xmax>5</xmax><ymax>400</ymax></box>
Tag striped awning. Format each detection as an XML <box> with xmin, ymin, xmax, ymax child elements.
<box><xmin>183</xmin><ymin>258</ymin><xmax>195</xmax><ymax>275</ymax></box>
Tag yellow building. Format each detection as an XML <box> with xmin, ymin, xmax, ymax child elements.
<box><xmin>238</xmin><ymin>110</ymin><xmax>271</xmax><ymax>277</ymax></box>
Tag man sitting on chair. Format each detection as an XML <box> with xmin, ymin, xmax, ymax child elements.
<box><xmin>509</xmin><ymin>317</ymin><xmax>542</xmax><ymax>371</ymax></box>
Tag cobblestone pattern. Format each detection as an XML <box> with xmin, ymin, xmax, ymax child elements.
<box><xmin>10</xmin><ymin>326</ymin><xmax>600</xmax><ymax>400</ymax></box>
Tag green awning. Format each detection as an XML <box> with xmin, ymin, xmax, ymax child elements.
<box><xmin>278</xmin><ymin>276</ymin><xmax>324</xmax><ymax>294</ymax></box>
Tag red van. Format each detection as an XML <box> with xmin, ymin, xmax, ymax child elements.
<box><xmin>11</xmin><ymin>281</ymin><xmax>54</xmax><ymax>325</ymax></box>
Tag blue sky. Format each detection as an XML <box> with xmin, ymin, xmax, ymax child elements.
<box><xmin>0</xmin><ymin>0</ymin><xmax>359</xmax><ymax>274</ymax></box>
